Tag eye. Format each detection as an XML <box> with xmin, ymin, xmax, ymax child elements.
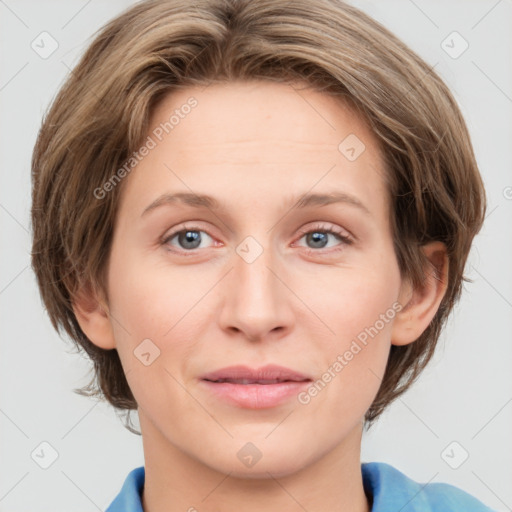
<box><xmin>161</xmin><ymin>222</ymin><xmax>353</xmax><ymax>255</ymax></box>
<box><xmin>162</xmin><ymin>225</ymin><xmax>216</xmax><ymax>253</ymax></box>
<box><xmin>293</xmin><ymin>223</ymin><xmax>353</xmax><ymax>254</ymax></box>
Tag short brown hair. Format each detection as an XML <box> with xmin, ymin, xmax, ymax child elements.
<box><xmin>30</xmin><ymin>0</ymin><xmax>486</xmax><ymax>429</ymax></box>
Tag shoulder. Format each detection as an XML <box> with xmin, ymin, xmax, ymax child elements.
<box><xmin>361</xmin><ymin>461</ymin><xmax>496</xmax><ymax>512</ymax></box>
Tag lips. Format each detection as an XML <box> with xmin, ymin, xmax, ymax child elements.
<box><xmin>200</xmin><ymin>365</ymin><xmax>313</xmax><ymax>409</ymax></box>
<box><xmin>200</xmin><ymin>364</ymin><xmax>312</xmax><ymax>384</ymax></box>
<box><xmin>209</xmin><ymin>378</ymin><xmax>293</xmax><ymax>384</ymax></box>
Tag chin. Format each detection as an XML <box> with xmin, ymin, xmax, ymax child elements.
<box><xmin>206</xmin><ymin>443</ymin><xmax>312</xmax><ymax>480</ymax></box>
<box><xmin>224</xmin><ymin>460</ymin><xmax>307</xmax><ymax>480</ymax></box>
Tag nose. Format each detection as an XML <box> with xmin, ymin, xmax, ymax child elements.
<box><xmin>217</xmin><ymin>238</ymin><xmax>295</xmax><ymax>343</ymax></box>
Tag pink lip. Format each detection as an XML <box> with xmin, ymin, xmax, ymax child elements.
<box><xmin>200</xmin><ymin>380</ymin><xmax>311</xmax><ymax>409</ymax></box>
<box><xmin>199</xmin><ymin>364</ymin><xmax>312</xmax><ymax>409</ymax></box>
<box><xmin>200</xmin><ymin>364</ymin><xmax>312</xmax><ymax>383</ymax></box>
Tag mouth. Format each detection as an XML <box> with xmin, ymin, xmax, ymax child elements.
<box><xmin>199</xmin><ymin>365</ymin><xmax>312</xmax><ymax>409</ymax></box>
<box><xmin>200</xmin><ymin>364</ymin><xmax>312</xmax><ymax>384</ymax></box>
<box><xmin>203</xmin><ymin>378</ymin><xmax>311</xmax><ymax>384</ymax></box>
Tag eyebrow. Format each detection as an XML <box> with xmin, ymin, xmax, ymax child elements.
<box><xmin>141</xmin><ymin>191</ymin><xmax>371</xmax><ymax>217</ymax></box>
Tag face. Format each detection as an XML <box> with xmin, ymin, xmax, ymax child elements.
<box><xmin>102</xmin><ymin>80</ymin><xmax>409</xmax><ymax>478</ymax></box>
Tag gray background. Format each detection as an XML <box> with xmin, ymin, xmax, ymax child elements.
<box><xmin>1</xmin><ymin>0</ymin><xmax>511</xmax><ymax>510</ymax></box>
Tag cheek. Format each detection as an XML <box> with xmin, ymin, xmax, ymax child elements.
<box><xmin>106</xmin><ymin>247</ymin><xmax>216</xmax><ymax>388</ymax></box>
<box><xmin>300</xmin><ymin>261</ymin><xmax>400</xmax><ymax>407</ymax></box>
<box><xmin>105</xmin><ymin>258</ymin><xmax>200</xmax><ymax>415</ymax></box>
<box><xmin>298</xmin><ymin>303</ymin><xmax>394</xmax><ymax>426</ymax></box>
<box><xmin>107</xmin><ymin>244</ymin><xmax>204</xmax><ymax>336</ymax></box>
<box><xmin>310</xmin><ymin>259</ymin><xmax>401</xmax><ymax>344</ymax></box>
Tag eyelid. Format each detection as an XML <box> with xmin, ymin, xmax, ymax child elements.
<box><xmin>160</xmin><ymin>222</ymin><xmax>218</xmax><ymax>247</ymax></box>
<box><xmin>294</xmin><ymin>222</ymin><xmax>354</xmax><ymax>243</ymax></box>
<box><xmin>161</xmin><ymin>220</ymin><xmax>354</xmax><ymax>255</ymax></box>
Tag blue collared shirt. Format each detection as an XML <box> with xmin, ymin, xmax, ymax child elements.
<box><xmin>105</xmin><ymin>462</ymin><xmax>496</xmax><ymax>511</ymax></box>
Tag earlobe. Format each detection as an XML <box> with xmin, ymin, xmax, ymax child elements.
<box><xmin>391</xmin><ymin>241</ymin><xmax>449</xmax><ymax>347</ymax></box>
<box><xmin>72</xmin><ymin>281</ymin><xmax>116</xmax><ymax>350</ymax></box>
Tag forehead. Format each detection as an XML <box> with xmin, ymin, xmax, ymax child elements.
<box><xmin>151</xmin><ymin>80</ymin><xmax>378</xmax><ymax>152</ymax></box>
<box><xmin>118</xmin><ymin>80</ymin><xmax>389</xmax><ymax>222</ymax></box>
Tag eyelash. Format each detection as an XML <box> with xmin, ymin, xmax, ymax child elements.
<box><xmin>161</xmin><ymin>222</ymin><xmax>353</xmax><ymax>256</ymax></box>
<box><xmin>294</xmin><ymin>223</ymin><xmax>353</xmax><ymax>255</ymax></box>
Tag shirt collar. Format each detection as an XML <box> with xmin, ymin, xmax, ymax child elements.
<box><xmin>105</xmin><ymin>461</ymin><xmax>492</xmax><ymax>512</ymax></box>
<box><xmin>106</xmin><ymin>466</ymin><xmax>145</xmax><ymax>512</ymax></box>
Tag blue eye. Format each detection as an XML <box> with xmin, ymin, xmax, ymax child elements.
<box><xmin>162</xmin><ymin>227</ymin><xmax>214</xmax><ymax>252</ymax></box>
<box><xmin>161</xmin><ymin>222</ymin><xmax>353</xmax><ymax>255</ymax></box>
<box><xmin>295</xmin><ymin>225</ymin><xmax>353</xmax><ymax>254</ymax></box>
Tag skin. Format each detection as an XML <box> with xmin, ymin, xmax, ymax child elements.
<box><xmin>74</xmin><ymin>80</ymin><xmax>448</xmax><ymax>512</ymax></box>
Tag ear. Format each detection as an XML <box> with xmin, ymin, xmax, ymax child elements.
<box><xmin>71</xmin><ymin>281</ymin><xmax>116</xmax><ymax>350</ymax></box>
<box><xmin>391</xmin><ymin>241</ymin><xmax>449</xmax><ymax>346</ymax></box>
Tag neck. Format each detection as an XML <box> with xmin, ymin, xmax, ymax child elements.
<box><xmin>139</xmin><ymin>412</ymin><xmax>370</xmax><ymax>512</ymax></box>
